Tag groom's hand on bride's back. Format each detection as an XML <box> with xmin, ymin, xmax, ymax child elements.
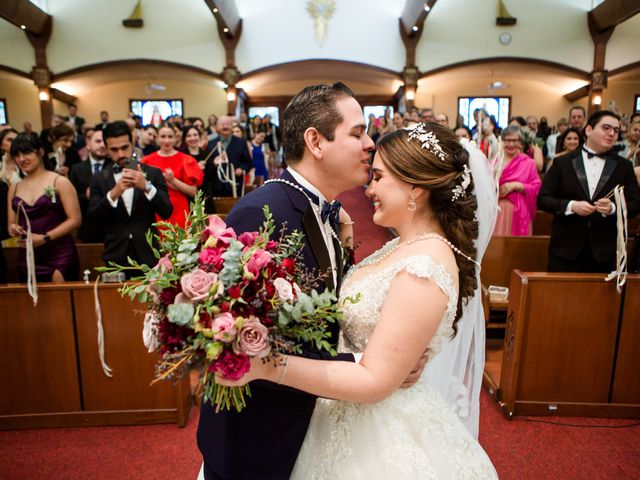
<box><xmin>400</xmin><ymin>349</ymin><xmax>429</xmax><ymax>388</ymax></box>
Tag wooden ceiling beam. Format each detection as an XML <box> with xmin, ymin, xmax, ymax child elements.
<box><xmin>400</xmin><ymin>0</ymin><xmax>437</xmax><ymax>37</ymax></box>
<box><xmin>0</xmin><ymin>0</ymin><xmax>51</xmax><ymax>36</ymax></box>
<box><xmin>588</xmin><ymin>0</ymin><xmax>640</xmax><ymax>33</ymax></box>
<box><xmin>203</xmin><ymin>0</ymin><xmax>241</xmax><ymax>39</ymax></box>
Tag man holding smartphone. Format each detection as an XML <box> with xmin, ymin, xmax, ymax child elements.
<box><xmin>88</xmin><ymin>121</ymin><xmax>172</xmax><ymax>275</ymax></box>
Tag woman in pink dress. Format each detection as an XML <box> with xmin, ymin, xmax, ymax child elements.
<box><xmin>493</xmin><ymin>126</ymin><xmax>541</xmax><ymax>236</ymax></box>
<box><xmin>141</xmin><ymin>125</ymin><xmax>203</xmax><ymax>228</ymax></box>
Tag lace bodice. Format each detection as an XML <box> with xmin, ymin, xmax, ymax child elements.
<box><xmin>338</xmin><ymin>239</ymin><xmax>458</xmax><ymax>363</ymax></box>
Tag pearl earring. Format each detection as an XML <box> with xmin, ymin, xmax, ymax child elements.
<box><xmin>408</xmin><ymin>195</ymin><xmax>416</xmax><ymax>212</ymax></box>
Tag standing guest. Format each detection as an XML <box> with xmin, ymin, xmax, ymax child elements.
<box><xmin>125</xmin><ymin>118</ymin><xmax>143</xmax><ymax>158</ymax></box>
<box><xmin>620</xmin><ymin>119</ymin><xmax>640</xmax><ymax>166</ymax></box>
<box><xmin>88</xmin><ymin>121</ymin><xmax>172</xmax><ymax>275</ymax></box>
<box><xmin>569</xmin><ymin>106</ymin><xmax>586</xmax><ymax>130</ymax></box>
<box><xmin>421</xmin><ymin>108</ymin><xmax>435</xmax><ymax>123</ymax></box>
<box><xmin>142</xmin><ymin>125</ymin><xmax>203</xmax><ymax>228</ymax></box>
<box><xmin>139</xmin><ymin>125</ymin><xmax>159</xmax><ymax>156</ymax></box>
<box><xmin>546</xmin><ymin>117</ymin><xmax>569</xmax><ymax>160</ymax></box>
<box><xmin>22</xmin><ymin>121</ymin><xmax>33</xmax><ymax>135</ymax></box>
<box><xmin>554</xmin><ymin>127</ymin><xmax>582</xmax><ymax>157</ymax></box>
<box><xmin>65</xmin><ymin>104</ymin><xmax>85</xmax><ymax>133</ymax></box>
<box><xmin>95</xmin><ymin>111</ymin><xmax>110</xmax><ymax>131</ymax></box>
<box><xmin>183</xmin><ymin>125</ymin><xmax>212</xmax><ymax>167</ymax></box>
<box><xmin>263</xmin><ymin>114</ymin><xmax>280</xmax><ymax>153</ymax></box>
<box><xmin>538</xmin><ymin>110</ymin><xmax>640</xmax><ymax>272</ymax></box>
<box><xmin>7</xmin><ymin>134</ymin><xmax>81</xmax><ymax>282</ymax></box>
<box><xmin>454</xmin><ymin>125</ymin><xmax>472</xmax><ymax>141</ymax></box>
<box><xmin>0</xmin><ymin>128</ymin><xmax>21</xmax><ymax>186</ymax></box>
<box><xmin>203</xmin><ymin>115</ymin><xmax>253</xmax><ymax>203</ymax></box>
<box><xmin>39</xmin><ymin>114</ymin><xmax>65</xmax><ymax>152</ymax></box>
<box><xmin>206</xmin><ymin>114</ymin><xmax>218</xmax><ymax>140</ymax></box>
<box><xmin>45</xmin><ymin>123</ymin><xmax>82</xmax><ymax>176</ymax></box>
<box><xmin>434</xmin><ymin>112</ymin><xmax>449</xmax><ymax>128</ymax></box>
<box><xmin>69</xmin><ymin>128</ymin><xmax>111</xmax><ymax>243</ymax></box>
<box><xmin>231</xmin><ymin>124</ymin><xmax>253</xmax><ymax>157</ymax></box>
<box><xmin>171</xmin><ymin>122</ymin><xmax>185</xmax><ymax>150</ymax></box>
<box><xmin>478</xmin><ymin>115</ymin><xmax>499</xmax><ymax>163</ymax></box>
<box><xmin>391</xmin><ymin>111</ymin><xmax>403</xmax><ymax>131</ymax></box>
<box><xmin>494</xmin><ymin>126</ymin><xmax>541</xmax><ymax>236</ymax></box>
<box><xmin>250</xmin><ymin>131</ymin><xmax>270</xmax><ymax>186</ymax></box>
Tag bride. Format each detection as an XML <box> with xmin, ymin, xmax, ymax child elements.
<box><xmin>218</xmin><ymin>123</ymin><xmax>498</xmax><ymax>478</ymax></box>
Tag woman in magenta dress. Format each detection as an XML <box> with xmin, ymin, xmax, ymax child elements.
<box><xmin>7</xmin><ymin>134</ymin><xmax>81</xmax><ymax>282</ymax></box>
<box><xmin>493</xmin><ymin>126</ymin><xmax>541</xmax><ymax>236</ymax></box>
<box><xmin>142</xmin><ymin>124</ymin><xmax>203</xmax><ymax>228</ymax></box>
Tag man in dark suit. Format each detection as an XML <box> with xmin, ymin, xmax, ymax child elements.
<box><xmin>538</xmin><ymin>110</ymin><xmax>640</xmax><ymax>272</ymax></box>
<box><xmin>70</xmin><ymin>128</ymin><xmax>111</xmax><ymax>243</ymax></box>
<box><xmin>197</xmin><ymin>83</ymin><xmax>425</xmax><ymax>480</ymax></box>
<box><xmin>65</xmin><ymin>104</ymin><xmax>85</xmax><ymax>132</ymax></box>
<box><xmin>203</xmin><ymin>115</ymin><xmax>252</xmax><ymax>204</ymax></box>
<box><xmin>88</xmin><ymin>121</ymin><xmax>172</xmax><ymax>273</ymax></box>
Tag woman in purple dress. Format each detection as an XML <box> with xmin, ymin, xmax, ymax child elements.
<box><xmin>7</xmin><ymin>134</ymin><xmax>81</xmax><ymax>282</ymax></box>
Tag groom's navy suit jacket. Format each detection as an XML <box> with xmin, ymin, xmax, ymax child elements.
<box><xmin>197</xmin><ymin>169</ymin><xmax>354</xmax><ymax>480</ymax></box>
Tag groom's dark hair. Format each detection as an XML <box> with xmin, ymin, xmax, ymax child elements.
<box><xmin>282</xmin><ymin>82</ymin><xmax>355</xmax><ymax>164</ymax></box>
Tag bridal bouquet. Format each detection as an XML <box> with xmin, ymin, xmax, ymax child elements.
<box><xmin>102</xmin><ymin>194</ymin><xmax>356</xmax><ymax>412</ymax></box>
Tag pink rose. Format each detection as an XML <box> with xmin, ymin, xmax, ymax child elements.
<box><xmin>157</xmin><ymin>254</ymin><xmax>173</xmax><ymax>273</ymax></box>
<box><xmin>212</xmin><ymin>312</ymin><xmax>237</xmax><ymax>343</ymax></box>
<box><xmin>233</xmin><ymin>316</ymin><xmax>271</xmax><ymax>358</ymax></box>
<box><xmin>210</xmin><ymin>350</ymin><xmax>250</xmax><ymax>380</ymax></box>
<box><xmin>273</xmin><ymin>277</ymin><xmax>294</xmax><ymax>302</ymax></box>
<box><xmin>203</xmin><ymin>215</ymin><xmax>236</xmax><ymax>246</ymax></box>
<box><xmin>243</xmin><ymin>249</ymin><xmax>272</xmax><ymax>280</ymax></box>
<box><xmin>199</xmin><ymin>247</ymin><xmax>225</xmax><ymax>271</ymax></box>
<box><xmin>237</xmin><ymin>231</ymin><xmax>259</xmax><ymax>247</ymax></box>
<box><xmin>180</xmin><ymin>269</ymin><xmax>223</xmax><ymax>302</ymax></box>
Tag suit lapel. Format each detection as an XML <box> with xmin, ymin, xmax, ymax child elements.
<box><xmin>570</xmin><ymin>152</ymin><xmax>590</xmax><ymax>200</ymax></box>
<box><xmin>303</xmin><ymin>208</ymin><xmax>335</xmax><ymax>292</ymax></box>
<box><xmin>592</xmin><ymin>156</ymin><xmax>617</xmax><ymax>200</ymax></box>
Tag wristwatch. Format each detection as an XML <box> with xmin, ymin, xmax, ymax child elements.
<box><xmin>43</xmin><ymin>233</ymin><xmax>51</xmax><ymax>243</ymax></box>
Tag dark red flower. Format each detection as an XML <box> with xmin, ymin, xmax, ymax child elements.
<box><xmin>237</xmin><ymin>231</ymin><xmax>259</xmax><ymax>247</ymax></box>
<box><xmin>159</xmin><ymin>286</ymin><xmax>180</xmax><ymax>306</ymax></box>
<box><xmin>209</xmin><ymin>350</ymin><xmax>250</xmax><ymax>380</ymax></box>
<box><xmin>228</xmin><ymin>285</ymin><xmax>242</xmax><ymax>299</ymax></box>
<box><xmin>220</xmin><ymin>301</ymin><xmax>231</xmax><ymax>312</ymax></box>
<box><xmin>198</xmin><ymin>247</ymin><xmax>225</xmax><ymax>271</ymax></box>
<box><xmin>265</xmin><ymin>240</ymin><xmax>278</xmax><ymax>251</ymax></box>
<box><xmin>281</xmin><ymin>258</ymin><xmax>296</xmax><ymax>275</ymax></box>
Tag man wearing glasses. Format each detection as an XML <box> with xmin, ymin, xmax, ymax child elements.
<box><xmin>538</xmin><ymin>110</ymin><xmax>640</xmax><ymax>272</ymax></box>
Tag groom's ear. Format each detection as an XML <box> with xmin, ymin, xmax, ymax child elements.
<box><xmin>303</xmin><ymin>127</ymin><xmax>323</xmax><ymax>160</ymax></box>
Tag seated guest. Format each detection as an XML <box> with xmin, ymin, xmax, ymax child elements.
<box><xmin>139</xmin><ymin>125</ymin><xmax>160</xmax><ymax>156</ymax></box>
<box><xmin>203</xmin><ymin>115</ymin><xmax>252</xmax><ymax>205</ymax></box>
<box><xmin>69</xmin><ymin>128</ymin><xmax>111</xmax><ymax>243</ymax></box>
<box><xmin>493</xmin><ymin>126</ymin><xmax>541</xmax><ymax>236</ymax></box>
<box><xmin>538</xmin><ymin>110</ymin><xmax>640</xmax><ymax>272</ymax></box>
<box><xmin>0</xmin><ymin>128</ymin><xmax>21</xmax><ymax>186</ymax></box>
<box><xmin>45</xmin><ymin>123</ymin><xmax>81</xmax><ymax>175</ymax></box>
<box><xmin>7</xmin><ymin>134</ymin><xmax>81</xmax><ymax>282</ymax></box>
<box><xmin>88</xmin><ymin>121</ymin><xmax>172</xmax><ymax>275</ymax></box>
<box><xmin>142</xmin><ymin>124</ymin><xmax>203</xmax><ymax>228</ymax></box>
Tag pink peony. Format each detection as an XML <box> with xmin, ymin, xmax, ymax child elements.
<box><xmin>237</xmin><ymin>231</ymin><xmax>259</xmax><ymax>247</ymax></box>
<box><xmin>273</xmin><ymin>277</ymin><xmax>294</xmax><ymax>302</ymax></box>
<box><xmin>203</xmin><ymin>215</ymin><xmax>236</xmax><ymax>246</ymax></box>
<box><xmin>180</xmin><ymin>269</ymin><xmax>222</xmax><ymax>302</ymax></box>
<box><xmin>233</xmin><ymin>316</ymin><xmax>271</xmax><ymax>358</ymax></box>
<box><xmin>212</xmin><ymin>312</ymin><xmax>238</xmax><ymax>343</ymax></box>
<box><xmin>243</xmin><ymin>249</ymin><xmax>272</xmax><ymax>280</ymax></box>
<box><xmin>210</xmin><ymin>350</ymin><xmax>250</xmax><ymax>380</ymax></box>
<box><xmin>199</xmin><ymin>247</ymin><xmax>225</xmax><ymax>271</ymax></box>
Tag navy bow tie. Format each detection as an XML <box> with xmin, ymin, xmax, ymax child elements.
<box><xmin>583</xmin><ymin>147</ymin><xmax>610</xmax><ymax>159</ymax></box>
<box><xmin>321</xmin><ymin>200</ymin><xmax>342</xmax><ymax>225</ymax></box>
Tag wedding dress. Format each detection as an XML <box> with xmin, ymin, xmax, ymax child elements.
<box><xmin>291</xmin><ymin>248</ymin><xmax>498</xmax><ymax>479</ymax></box>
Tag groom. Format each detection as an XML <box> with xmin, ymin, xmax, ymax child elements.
<box><xmin>197</xmin><ymin>83</ymin><xmax>422</xmax><ymax>479</ymax></box>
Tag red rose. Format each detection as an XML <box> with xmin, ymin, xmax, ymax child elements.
<box><xmin>199</xmin><ymin>247</ymin><xmax>225</xmax><ymax>271</ymax></box>
<box><xmin>280</xmin><ymin>258</ymin><xmax>296</xmax><ymax>275</ymax></box>
<box><xmin>265</xmin><ymin>240</ymin><xmax>278</xmax><ymax>251</ymax></box>
<box><xmin>228</xmin><ymin>285</ymin><xmax>242</xmax><ymax>299</ymax></box>
<box><xmin>238</xmin><ymin>231</ymin><xmax>259</xmax><ymax>247</ymax></box>
<box><xmin>209</xmin><ymin>350</ymin><xmax>250</xmax><ymax>380</ymax></box>
<box><xmin>220</xmin><ymin>301</ymin><xmax>231</xmax><ymax>312</ymax></box>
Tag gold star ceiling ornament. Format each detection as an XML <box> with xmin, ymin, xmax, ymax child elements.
<box><xmin>306</xmin><ymin>0</ymin><xmax>336</xmax><ymax>47</ymax></box>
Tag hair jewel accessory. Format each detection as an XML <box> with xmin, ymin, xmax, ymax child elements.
<box><xmin>405</xmin><ymin>123</ymin><xmax>446</xmax><ymax>162</ymax></box>
<box><xmin>451</xmin><ymin>164</ymin><xmax>472</xmax><ymax>202</ymax></box>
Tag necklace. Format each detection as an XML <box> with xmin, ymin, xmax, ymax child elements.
<box><xmin>356</xmin><ymin>233</ymin><xmax>480</xmax><ymax>269</ymax></box>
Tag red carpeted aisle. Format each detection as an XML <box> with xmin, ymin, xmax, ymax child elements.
<box><xmin>2</xmin><ymin>187</ymin><xmax>639</xmax><ymax>479</ymax></box>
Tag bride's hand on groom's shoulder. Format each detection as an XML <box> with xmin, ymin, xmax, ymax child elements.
<box><xmin>400</xmin><ymin>349</ymin><xmax>429</xmax><ymax>388</ymax></box>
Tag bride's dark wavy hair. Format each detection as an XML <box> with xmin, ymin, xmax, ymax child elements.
<box><xmin>376</xmin><ymin>123</ymin><xmax>479</xmax><ymax>333</ymax></box>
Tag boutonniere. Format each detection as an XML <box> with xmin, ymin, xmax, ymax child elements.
<box><xmin>44</xmin><ymin>185</ymin><xmax>57</xmax><ymax>204</ymax></box>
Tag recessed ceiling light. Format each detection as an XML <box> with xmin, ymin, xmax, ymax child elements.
<box><xmin>213</xmin><ymin>8</ymin><xmax>218</xmax><ymax>13</ymax></box>
<box><xmin>424</xmin><ymin>5</ymin><xmax>431</xmax><ymax>12</ymax></box>
<box><xmin>20</xmin><ymin>25</ymin><xmax>26</xmax><ymax>30</ymax></box>
<box><xmin>223</xmin><ymin>27</ymin><xmax>229</xmax><ymax>33</ymax></box>
<box><xmin>412</xmin><ymin>26</ymin><xmax>419</xmax><ymax>32</ymax></box>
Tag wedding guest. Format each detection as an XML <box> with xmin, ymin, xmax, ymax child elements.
<box><xmin>546</xmin><ymin>117</ymin><xmax>568</xmax><ymax>160</ymax></box>
<box><xmin>95</xmin><ymin>110</ymin><xmax>110</xmax><ymax>131</ymax></box>
<box><xmin>249</xmin><ymin>131</ymin><xmax>270</xmax><ymax>186</ymax></box>
<box><xmin>45</xmin><ymin>123</ymin><xmax>81</xmax><ymax>175</ymax></box>
<box><xmin>232</xmin><ymin>124</ymin><xmax>253</xmax><ymax>160</ymax></box>
<box><xmin>421</xmin><ymin>108</ymin><xmax>435</xmax><ymax>122</ymax></box>
<box><xmin>493</xmin><ymin>126</ymin><xmax>541</xmax><ymax>236</ymax></box>
<box><xmin>69</xmin><ymin>128</ymin><xmax>111</xmax><ymax>243</ymax></box>
<box><xmin>620</xmin><ymin>119</ymin><xmax>640</xmax><ymax>166</ymax></box>
<box><xmin>434</xmin><ymin>113</ymin><xmax>449</xmax><ymax>128</ymax></box>
<box><xmin>569</xmin><ymin>105</ymin><xmax>586</xmax><ymax>130</ymax></box>
<box><xmin>478</xmin><ymin>115</ymin><xmax>499</xmax><ymax>162</ymax></box>
<box><xmin>0</xmin><ymin>179</ymin><xmax>8</xmax><ymax>283</ymax></box>
<box><xmin>206</xmin><ymin>114</ymin><xmax>218</xmax><ymax>139</ymax></box>
<box><xmin>65</xmin><ymin>103</ymin><xmax>85</xmax><ymax>133</ymax></box>
<box><xmin>0</xmin><ymin>128</ymin><xmax>21</xmax><ymax>186</ymax></box>
<box><xmin>554</xmin><ymin>127</ymin><xmax>582</xmax><ymax>157</ymax></box>
<box><xmin>88</xmin><ymin>121</ymin><xmax>172</xmax><ymax>274</ymax></box>
<box><xmin>39</xmin><ymin>114</ymin><xmax>64</xmax><ymax>152</ymax></box>
<box><xmin>183</xmin><ymin>125</ymin><xmax>212</xmax><ymax>166</ymax></box>
<box><xmin>538</xmin><ymin>110</ymin><xmax>640</xmax><ymax>272</ymax></box>
<box><xmin>454</xmin><ymin>126</ymin><xmax>472</xmax><ymax>141</ymax></box>
<box><xmin>391</xmin><ymin>111</ymin><xmax>403</xmax><ymax>131</ymax></box>
<box><xmin>139</xmin><ymin>125</ymin><xmax>160</xmax><ymax>156</ymax></box>
<box><xmin>142</xmin><ymin>124</ymin><xmax>203</xmax><ymax>228</ymax></box>
<box><xmin>7</xmin><ymin>134</ymin><xmax>80</xmax><ymax>282</ymax></box>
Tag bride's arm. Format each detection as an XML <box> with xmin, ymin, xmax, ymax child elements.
<box><xmin>219</xmin><ymin>270</ymin><xmax>449</xmax><ymax>404</ymax></box>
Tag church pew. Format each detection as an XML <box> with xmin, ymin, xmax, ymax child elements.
<box><xmin>494</xmin><ymin>270</ymin><xmax>640</xmax><ymax>419</ymax></box>
<box><xmin>0</xmin><ymin>283</ymin><xmax>190</xmax><ymax>430</ymax></box>
<box><xmin>212</xmin><ymin>196</ymin><xmax>240</xmax><ymax>214</ymax></box>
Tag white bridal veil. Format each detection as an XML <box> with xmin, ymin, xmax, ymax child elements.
<box><xmin>423</xmin><ymin>138</ymin><xmax>498</xmax><ymax>439</ymax></box>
